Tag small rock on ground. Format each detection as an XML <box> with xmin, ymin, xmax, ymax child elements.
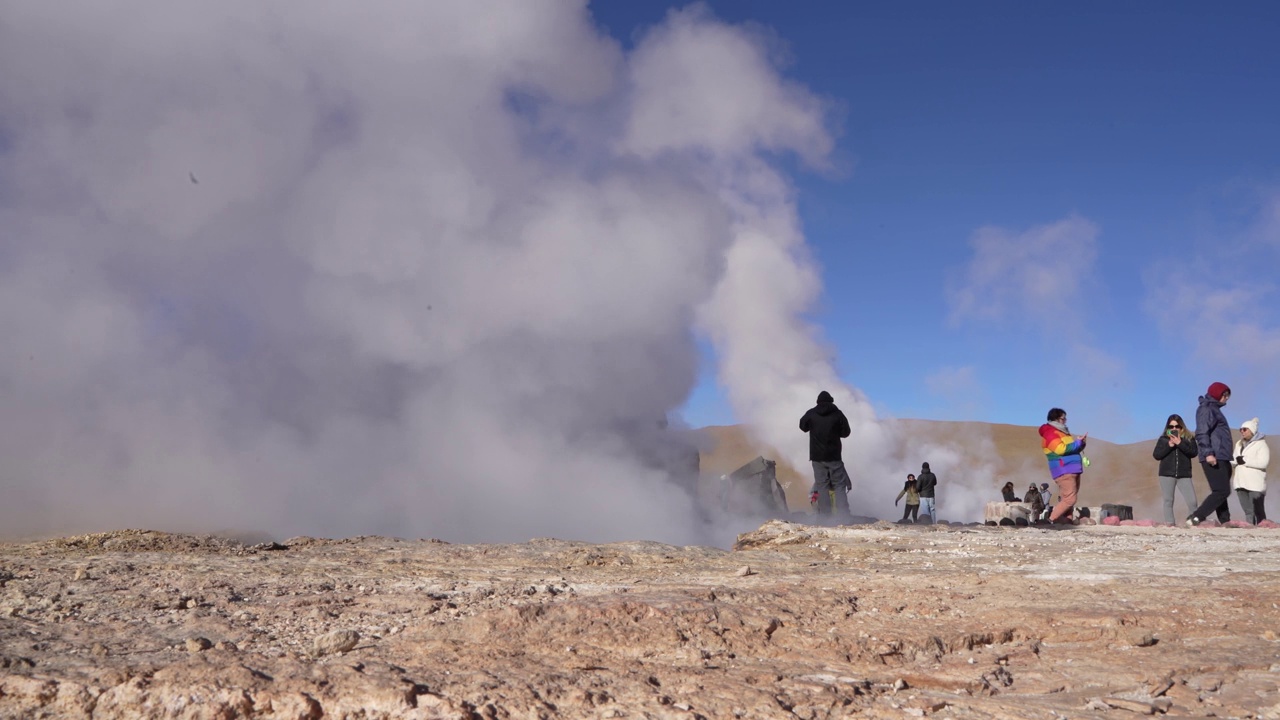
<box><xmin>312</xmin><ymin>630</ymin><xmax>359</xmax><ymax>656</ymax></box>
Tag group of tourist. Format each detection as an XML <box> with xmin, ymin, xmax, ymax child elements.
<box><xmin>1000</xmin><ymin>481</ymin><xmax>1054</xmax><ymax>521</ymax></box>
<box><xmin>893</xmin><ymin>463</ymin><xmax>938</xmax><ymax>523</ymax></box>
<box><xmin>1151</xmin><ymin>382</ymin><xmax>1270</xmax><ymax>526</ymax></box>
<box><xmin>799</xmin><ymin>390</ymin><xmax>942</xmax><ymax>522</ymax></box>
<box><xmin>799</xmin><ymin>383</ymin><xmax>1269</xmax><ymax>527</ymax></box>
<box><xmin>1043</xmin><ymin>382</ymin><xmax>1269</xmax><ymax>527</ymax></box>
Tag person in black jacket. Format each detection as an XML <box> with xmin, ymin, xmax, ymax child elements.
<box><xmin>799</xmin><ymin>391</ymin><xmax>852</xmax><ymax>518</ymax></box>
<box><xmin>1152</xmin><ymin>413</ymin><xmax>1198</xmax><ymax>525</ymax></box>
<box><xmin>1188</xmin><ymin>382</ymin><xmax>1233</xmax><ymax>526</ymax></box>
<box><xmin>915</xmin><ymin>462</ymin><xmax>938</xmax><ymax>521</ymax></box>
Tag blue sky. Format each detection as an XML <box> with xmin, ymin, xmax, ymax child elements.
<box><xmin>595</xmin><ymin>1</ymin><xmax>1280</xmax><ymax>443</ymax></box>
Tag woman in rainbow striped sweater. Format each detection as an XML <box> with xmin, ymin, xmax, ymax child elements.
<box><xmin>1038</xmin><ymin>407</ymin><xmax>1088</xmax><ymax>524</ymax></box>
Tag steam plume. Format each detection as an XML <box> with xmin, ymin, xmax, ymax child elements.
<box><xmin>0</xmin><ymin>2</ymin><xmax>842</xmax><ymax>542</ymax></box>
<box><xmin>1</xmin><ymin>2</ymin><xmax>1007</xmax><ymax>542</ymax></box>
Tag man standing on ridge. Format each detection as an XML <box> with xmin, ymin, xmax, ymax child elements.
<box><xmin>1039</xmin><ymin>408</ymin><xmax>1087</xmax><ymax>524</ymax></box>
<box><xmin>799</xmin><ymin>391</ymin><xmax>852</xmax><ymax>519</ymax></box>
<box><xmin>915</xmin><ymin>462</ymin><xmax>938</xmax><ymax>521</ymax></box>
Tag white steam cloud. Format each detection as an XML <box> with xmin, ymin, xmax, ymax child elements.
<box><xmin>0</xmin><ymin>1</ymin><xmax>836</xmax><ymax>542</ymax></box>
<box><xmin>0</xmin><ymin>1</ymin><xmax>996</xmax><ymax>542</ymax></box>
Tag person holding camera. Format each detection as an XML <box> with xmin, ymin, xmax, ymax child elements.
<box><xmin>1153</xmin><ymin>413</ymin><xmax>1198</xmax><ymax>525</ymax></box>
<box><xmin>1231</xmin><ymin>418</ymin><xmax>1269</xmax><ymax>525</ymax></box>
<box><xmin>1188</xmin><ymin>382</ymin><xmax>1233</xmax><ymax>526</ymax></box>
<box><xmin>1039</xmin><ymin>408</ymin><xmax>1087</xmax><ymax>524</ymax></box>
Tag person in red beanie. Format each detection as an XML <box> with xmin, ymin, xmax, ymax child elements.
<box><xmin>1188</xmin><ymin>382</ymin><xmax>1233</xmax><ymax>526</ymax></box>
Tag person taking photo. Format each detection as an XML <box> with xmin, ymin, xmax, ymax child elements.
<box><xmin>1152</xmin><ymin>413</ymin><xmax>1198</xmax><ymax>525</ymax></box>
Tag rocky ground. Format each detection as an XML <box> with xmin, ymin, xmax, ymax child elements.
<box><xmin>3</xmin><ymin>521</ymin><xmax>1280</xmax><ymax>719</ymax></box>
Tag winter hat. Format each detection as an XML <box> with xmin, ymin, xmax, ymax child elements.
<box><xmin>1241</xmin><ymin>418</ymin><xmax>1259</xmax><ymax>434</ymax></box>
<box><xmin>816</xmin><ymin>391</ymin><xmax>834</xmax><ymax>403</ymax></box>
<box><xmin>1207</xmin><ymin>382</ymin><xmax>1231</xmax><ymax>401</ymax></box>
<box><xmin>921</xmin><ymin>462</ymin><xmax>930</xmax><ymax>471</ymax></box>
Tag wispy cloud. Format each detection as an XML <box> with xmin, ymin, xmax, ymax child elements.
<box><xmin>1144</xmin><ymin>190</ymin><xmax>1280</xmax><ymax>446</ymax></box>
<box><xmin>946</xmin><ymin>215</ymin><xmax>1099</xmax><ymax>326</ymax></box>
<box><xmin>1251</xmin><ymin>190</ymin><xmax>1280</xmax><ymax>247</ymax></box>
<box><xmin>946</xmin><ymin>214</ymin><xmax>1132</xmax><ymax>437</ymax></box>
<box><xmin>1153</xmin><ymin>278</ymin><xmax>1280</xmax><ymax>368</ymax></box>
<box><xmin>924</xmin><ymin>365</ymin><xmax>979</xmax><ymax>397</ymax></box>
<box><xmin>923</xmin><ymin>365</ymin><xmax>985</xmax><ymax>416</ymax></box>
<box><xmin>1148</xmin><ymin>188</ymin><xmax>1280</xmax><ymax>365</ymax></box>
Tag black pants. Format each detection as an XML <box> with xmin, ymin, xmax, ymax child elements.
<box><xmin>901</xmin><ymin>503</ymin><xmax>919</xmax><ymax>522</ymax></box>
<box><xmin>1190</xmin><ymin>460</ymin><xmax>1232</xmax><ymax>523</ymax></box>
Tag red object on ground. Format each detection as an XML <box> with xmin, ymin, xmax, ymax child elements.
<box><xmin>1121</xmin><ymin>519</ymin><xmax>1156</xmax><ymax>527</ymax></box>
<box><xmin>1102</xmin><ymin>516</ymin><xmax>1121</xmax><ymax>526</ymax></box>
<box><xmin>1258</xmin><ymin>519</ymin><xmax>1280</xmax><ymax>529</ymax></box>
<box><xmin>1223</xmin><ymin>520</ymin><xmax>1254</xmax><ymax>528</ymax></box>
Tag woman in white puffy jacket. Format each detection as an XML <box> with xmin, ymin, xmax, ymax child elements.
<box><xmin>1231</xmin><ymin>418</ymin><xmax>1269</xmax><ymax>525</ymax></box>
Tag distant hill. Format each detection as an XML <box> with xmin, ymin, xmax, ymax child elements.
<box><xmin>697</xmin><ymin>420</ymin><xmax>1274</xmax><ymax>520</ymax></box>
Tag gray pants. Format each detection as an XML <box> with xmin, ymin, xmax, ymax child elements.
<box><xmin>1159</xmin><ymin>476</ymin><xmax>1197</xmax><ymax>525</ymax></box>
<box><xmin>811</xmin><ymin>461</ymin><xmax>851</xmax><ymax>516</ymax></box>
<box><xmin>1236</xmin><ymin>489</ymin><xmax>1267</xmax><ymax>525</ymax></box>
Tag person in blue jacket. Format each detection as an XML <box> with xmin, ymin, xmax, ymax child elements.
<box><xmin>1188</xmin><ymin>382</ymin><xmax>1233</xmax><ymax>526</ymax></box>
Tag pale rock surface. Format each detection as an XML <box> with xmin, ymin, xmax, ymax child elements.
<box><xmin>3</xmin><ymin>523</ymin><xmax>1280</xmax><ymax>718</ymax></box>
<box><xmin>312</xmin><ymin>630</ymin><xmax>360</xmax><ymax>657</ymax></box>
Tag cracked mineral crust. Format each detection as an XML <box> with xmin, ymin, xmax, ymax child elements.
<box><xmin>3</xmin><ymin>522</ymin><xmax>1280</xmax><ymax>719</ymax></box>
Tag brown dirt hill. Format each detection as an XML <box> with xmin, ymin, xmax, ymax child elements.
<box><xmin>698</xmin><ymin>420</ymin><xmax>1274</xmax><ymax>520</ymax></box>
